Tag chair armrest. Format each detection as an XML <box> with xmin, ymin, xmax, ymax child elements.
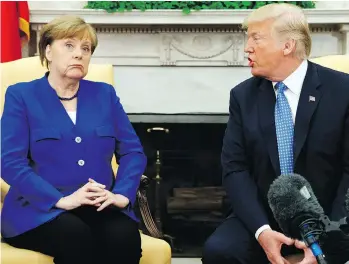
<box><xmin>139</xmin><ymin>175</ymin><xmax>151</xmax><ymax>190</ymax></box>
<box><xmin>137</xmin><ymin>175</ymin><xmax>163</xmax><ymax>239</ymax></box>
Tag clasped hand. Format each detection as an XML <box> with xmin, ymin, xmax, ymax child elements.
<box><xmin>55</xmin><ymin>178</ymin><xmax>129</xmax><ymax>211</ymax></box>
<box><xmin>258</xmin><ymin>229</ymin><xmax>317</xmax><ymax>264</ymax></box>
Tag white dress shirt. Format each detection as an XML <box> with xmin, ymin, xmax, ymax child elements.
<box><xmin>67</xmin><ymin>110</ymin><xmax>77</xmax><ymax>125</ymax></box>
<box><xmin>255</xmin><ymin>60</ymin><xmax>308</xmax><ymax>240</ymax></box>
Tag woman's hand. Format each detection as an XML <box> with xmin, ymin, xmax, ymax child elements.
<box><xmin>55</xmin><ymin>180</ymin><xmax>106</xmax><ymax>210</ymax></box>
<box><xmin>88</xmin><ymin>178</ymin><xmax>130</xmax><ymax>211</ymax></box>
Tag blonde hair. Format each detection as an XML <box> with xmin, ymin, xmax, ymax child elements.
<box><xmin>38</xmin><ymin>16</ymin><xmax>98</xmax><ymax>69</ymax></box>
<box><xmin>242</xmin><ymin>3</ymin><xmax>311</xmax><ymax>59</ymax></box>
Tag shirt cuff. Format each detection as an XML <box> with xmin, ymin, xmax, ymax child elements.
<box><xmin>255</xmin><ymin>225</ymin><xmax>271</xmax><ymax>240</ymax></box>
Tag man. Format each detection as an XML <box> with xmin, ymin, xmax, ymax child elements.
<box><xmin>202</xmin><ymin>3</ymin><xmax>349</xmax><ymax>264</ymax></box>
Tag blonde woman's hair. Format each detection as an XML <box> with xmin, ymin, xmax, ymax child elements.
<box><xmin>38</xmin><ymin>16</ymin><xmax>98</xmax><ymax>69</ymax></box>
<box><xmin>242</xmin><ymin>3</ymin><xmax>311</xmax><ymax>59</ymax></box>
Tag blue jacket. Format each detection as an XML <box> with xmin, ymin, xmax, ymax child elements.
<box><xmin>1</xmin><ymin>74</ymin><xmax>147</xmax><ymax>238</ymax></box>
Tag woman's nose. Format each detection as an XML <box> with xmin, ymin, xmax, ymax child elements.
<box><xmin>73</xmin><ymin>48</ymin><xmax>83</xmax><ymax>59</ymax></box>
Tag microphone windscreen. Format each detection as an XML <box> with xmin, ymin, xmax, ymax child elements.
<box><xmin>345</xmin><ymin>189</ymin><xmax>349</xmax><ymax>215</ymax></box>
<box><xmin>267</xmin><ymin>173</ymin><xmax>324</xmax><ymax>238</ymax></box>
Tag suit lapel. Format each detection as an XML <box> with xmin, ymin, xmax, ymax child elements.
<box><xmin>74</xmin><ymin>80</ymin><xmax>98</xmax><ymax>133</ymax></box>
<box><xmin>37</xmin><ymin>74</ymin><xmax>75</xmax><ymax>132</ymax></box>
<box><xmin>258</xmin><ymin>79</ymin><xmax>280</xmax><ymax>176</ymax></box>
<box><xmin>294</xmin><ymin>61</ymin><xmax>322</xmax><ymax>163</ymax></box>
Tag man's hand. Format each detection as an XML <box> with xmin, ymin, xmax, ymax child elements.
<box><xmin>258</xmin><ymin>229</ymin><xmax>294</xmax><ymax>264</ymax></box>
<box><xmin>55</xmin><ymin>181</ymin><xmax>106</xmax><ymax>210</ymax></box>
<box><xmin>294</xmin><ymin>240</ymin><xmax>317</xmax><ymax>264</ymax></box>
<box><xmin>88</xmin><ymin>178</ymin><xmax>130</xmax><ymax>211</ymax></box>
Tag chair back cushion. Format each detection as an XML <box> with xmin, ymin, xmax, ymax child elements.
<box><xmin>0</xmin><ymin>56</ymin><xmax>117</xmax><ymax>200</ymax></box>
<box><xmin>310</xmin><ymin>55</ymin><xmax>349</xmax><ymax>74</ymax></box>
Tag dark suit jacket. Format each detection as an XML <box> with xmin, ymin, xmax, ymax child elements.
<box><xmin>1</xmin><ymin>75</ymin><xmax>147</xmax><ymax>238</ymax></box>
<box><xmin>221</xmin><ymin>61</ymin><xmax>349</xmax><ymax>234</ymax></box>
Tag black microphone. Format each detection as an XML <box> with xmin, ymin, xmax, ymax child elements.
<box><xmin>267</xmin><ymin>173</ymin><xmax>328</xmax><ymax>264</ymax></box>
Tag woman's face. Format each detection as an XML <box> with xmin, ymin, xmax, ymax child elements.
<box><xmin>45</xmin><ymin>37</ymin><xmax>92</xmax><ymax>80</ymax></box>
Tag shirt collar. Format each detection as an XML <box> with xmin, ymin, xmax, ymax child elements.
<box><xmin>272</xmin><ymin>60</ymin><xmax>308</xmax><ymax>96</ymax></box>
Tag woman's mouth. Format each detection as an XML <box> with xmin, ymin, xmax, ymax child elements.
<box><xmin>71</xmin><ymin>64</ymin><xmax>83</xmax><ymax>68</ymax></box>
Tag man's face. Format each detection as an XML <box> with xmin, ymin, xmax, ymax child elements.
<box><xmin>245</xmin><ymin>19</ymin><xmax>284</xmax><ymax>79</ymax></box>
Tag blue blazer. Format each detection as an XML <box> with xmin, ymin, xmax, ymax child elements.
<box><xmin>1</xmin><ymin>74</ymin><xmax>147</xmax><ymax>238</ymax></box>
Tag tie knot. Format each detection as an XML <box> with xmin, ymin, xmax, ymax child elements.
<box><xmin>276</xmin><ymin>82</ymin><xmax>287</xmax><ymax>93</ymax></box>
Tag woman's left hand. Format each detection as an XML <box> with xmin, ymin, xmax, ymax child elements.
<box><xmin>88</xmin><ymin>178</ymin><xmax>130</xmax><ymax>211</ymax></box>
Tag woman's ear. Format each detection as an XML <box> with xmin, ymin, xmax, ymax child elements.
<box><xmin>45</xmin><ymin>44</ymin><xmax>52</xmax><ymax>63</ymax></box>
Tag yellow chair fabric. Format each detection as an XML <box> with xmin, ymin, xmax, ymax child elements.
<box><xmin>0</xmin><ymin>56</ymin><xmax>171</xmax><ymax>264</ymax></box>
<box><xmin>310</xmin><ymin>55</ymin><xmax>349</xmax><ymax>74</ymax></box>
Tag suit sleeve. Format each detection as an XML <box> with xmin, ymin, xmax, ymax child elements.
<box><xmin>108</xmin><ymin>85</ymin><xmax>147</xmax><ymax>207</ymax></box>
<box><xmin>221</xmin><ymin>88</ymin><xmax>270</xmax><ymax>234</ymax></box>
<box><xmin>330</xmin><ymin>102</ymin><xmax>349</xmax><ymax>220</ymax></box>
<box><xmin>1</xmin><ymin>85</ymin><xmax>64</xmax><ymax>212</ymax></box>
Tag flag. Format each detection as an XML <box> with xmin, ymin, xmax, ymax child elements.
<box><xmin>1</xmin><ymin>1</ymin><xmax>30</xmax><ymax>63</ymax></box>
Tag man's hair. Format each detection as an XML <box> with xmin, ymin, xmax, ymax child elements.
<box><xmin>38</xmin><ymin>16</ymin><xmax>98</xmax><ymax>69</ymax></box>
<box><xmin>242</xmin><ymin>3</ymin><xmax>311</xmax><ymax>60</ymax></box>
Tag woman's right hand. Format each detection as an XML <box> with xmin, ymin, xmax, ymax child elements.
<box><xmin>55</xmin><ymin>181</ymin><xmax>107</xmax><ymax>210</ymax></box>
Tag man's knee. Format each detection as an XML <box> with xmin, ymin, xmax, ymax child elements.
<box><xmin>202</xmin><ymin>234</ymin><xmax>243</xmax><ymax>264</ymax></box>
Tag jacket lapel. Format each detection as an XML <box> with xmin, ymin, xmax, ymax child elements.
<box><xmin>74</xmin><ymin>80</ymin><xmax>99</xmax><ymax>133</ymax></box>
<box><xmin>258</xmin><ymin>79</ymin><xmax>280</xmax><ymax>176</ymax></box>
<box><xmin>294</xmin><ymin>61</ymin><xmax>322</xmax><ymax>163</ymax></box>
<box><xmin>37</xmin><ymin>74</ymin><xmax>75</xmax><ymax>132</ymax></box>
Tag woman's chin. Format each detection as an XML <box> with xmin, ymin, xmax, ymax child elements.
<box><xmin>66</xmin><ymin>71</ymin><xmax>87</xmax><ymax>80</ymax></box>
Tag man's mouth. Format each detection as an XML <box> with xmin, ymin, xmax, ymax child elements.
<box><xmin>248</xmin><ymin>58</ymin><xmax>254</xmax><ymax>67</ymax></box>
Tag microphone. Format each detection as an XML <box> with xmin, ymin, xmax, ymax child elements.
<box><xmin>345</xmin><ymin>189</ymin><xmax>349</xmax><ymax>213</ymax></box>
<box><xmin>267</xmin><ymin>173</ymin><xmax>328</xmax><ymax>263</ymax></box>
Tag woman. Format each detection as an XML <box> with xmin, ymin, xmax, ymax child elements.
<box><xmin>1</xmin><ymin>16</ymin><xmax>147</xmax><ymax>264</ymax></box>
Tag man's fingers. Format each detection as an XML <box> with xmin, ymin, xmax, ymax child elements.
<box><xmin>294</xmin><ymin>240</ymin><xmax>307</xmax><ymax>250</ymax></box>
<box><xmin>276</xmin><ymin>233</ymin><xmax>294</xmax><ymax>246</ymax></box>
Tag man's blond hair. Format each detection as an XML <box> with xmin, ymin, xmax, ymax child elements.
<box><xmin>242</xmin><ymin>3</ymin><xmax>311</xmax><ymax>60</ymax></box>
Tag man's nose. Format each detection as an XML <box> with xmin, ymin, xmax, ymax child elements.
<box><xmin>244</xmin><ymin>40</ymin><xmax>253</xmax><ymax>53</ymax></box>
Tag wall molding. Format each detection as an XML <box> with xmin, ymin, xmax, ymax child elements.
<box><xmin>30</xmin><ymin>9</ymin><xmax>349</xmax><ymax>25</ymax></box>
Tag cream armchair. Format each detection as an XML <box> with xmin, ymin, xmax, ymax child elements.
<box><xmin>0</xmin><ymin>56</ymin><xmax>171</xmax><ymax>264</ymax></box>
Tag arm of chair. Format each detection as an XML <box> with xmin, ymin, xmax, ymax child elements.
<box><xmin>137</xmin><ymin>175</ymin><xmax>163</xmax><ymax>239</ymax></box>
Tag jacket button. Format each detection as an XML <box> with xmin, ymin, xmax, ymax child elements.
<box><xmin>78</xmin><ymin>160</ymin><xmax>85</xmax><ymax>166</ymax></box>
<box><xmin>75</xmin><ymin>137</ymin><xmax>82</xmax><ymax>143</ymax></box>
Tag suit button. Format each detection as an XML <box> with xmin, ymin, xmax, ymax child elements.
<box><xmin>75</xmin><ymin>137</ymin><xmax>82</xmax><ymax>143</ymax></box>
<box><xmin>78</xmin><ymin>160</ymin><xmax>85</xmax><ymax>166</ymax></box>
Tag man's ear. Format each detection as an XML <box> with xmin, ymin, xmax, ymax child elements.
<box><xmin>45</xmin><ymin>45</ymin><xmax>52</xmax><ymax>63</ymax></box>
<box><xmin>283</xmin><ymin>39</ymin><xmax>296</xmax><ymax>56</ymax></box>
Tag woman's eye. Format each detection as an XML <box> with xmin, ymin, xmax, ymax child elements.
<box><xmin>66</xmin><ymin>43</ymin><xmax>73</xmax><ymax>49</ymax></box>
